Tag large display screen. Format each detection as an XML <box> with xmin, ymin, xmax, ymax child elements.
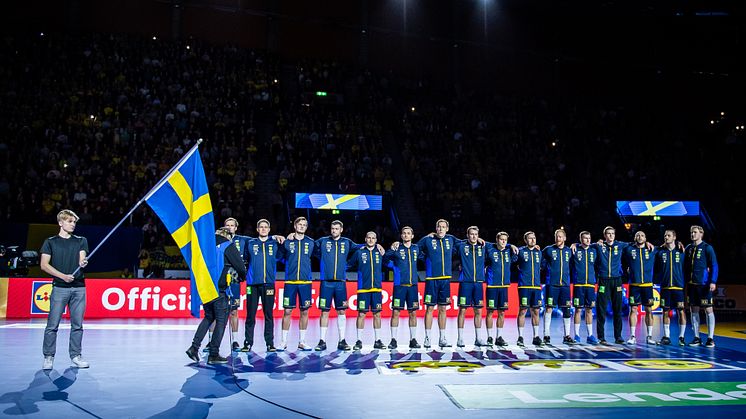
<box><xmin>616</xmin><ymin>201</ymin><xmax>700</xmax><ymax>216</ymax></box>
<box><xmin>295</xmin><ymin>193</ymin><xmax>383</xmax><ymax>210</ymax></box>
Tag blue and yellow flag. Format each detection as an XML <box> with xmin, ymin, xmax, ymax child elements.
<box><xmin>145</xmin><ymin>146</ymin><xmax>218</xmax><ymax>317</ymax></box>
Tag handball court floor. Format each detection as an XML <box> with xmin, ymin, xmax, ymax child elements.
<box><xmin>2</xmin><ymin>315</ymin><xmax>746</xmax><ymax>418</ymax></box>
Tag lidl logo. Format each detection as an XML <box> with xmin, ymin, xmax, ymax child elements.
<box><xmin>441</xmin><ymin>382</ymin><xmax>746</xmax><ymax>409</ymax></box>
<box><xmin>32</xmin><ymin>281</ymin><xmax>53</xmax><ymax>314</ymax></box>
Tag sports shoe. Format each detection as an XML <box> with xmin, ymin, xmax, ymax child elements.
<box><xmin>543</xmin><ymin>335</ymin><xmax>551</xmax><ymax>344</ymax></box>
<box><xmin>42</xmin><ymin>356</ymin><xmax>54</xmax><ymax>370</ymax></box>
<box><xmin>231</xmin><ymin>341</ymin><xmax>240</xmax><ymax>352</ymax></box>
<box><xmin>314</xmin><ymin>339</ymin><xmax>327</xmax><ymax>351</ymax></box>
<box><xmin>532</xmin><ymin>336</ymin><xmax>543</xmax><ymax>346</ymax></box>
<box><xmin>337</xmin><ymin>339</ymin><xmax>351</xmax><ymax>351</ymax></box>
<box><xmin>517</xmin><ymin>336</ymin><xmax>525</xmax><ymax>347</ymax></box>
<box><xmin>456</xmin><ymin>338</ymin><xmax>465</xmax><ymax>348</ymax></box>
<box><xmin>614</xmin><ymin>338</ymin><xmax>625</xmax><ymax>344</ymax></box>
<box><xmin>202</xmin><ymin>346</ymin><xmax>210</xmax><ymax>353</ymax></box>
<box><xmin>207</xmin><ymin>355</ymin><xmax>228</xmax><ymax>364</ymax></box>
<box><xmin>241</xmin><ymin>341</ymin><xmax>252</xmax><ymax>352</ymax></box>
<box><xmin>353</xmin><ymin>340</ymin><xmax>363</xmax><ymax>350</ymax></box>
<box><xmin>409</xmin><ymin>338</ymin><xmax>421</xmax><ymax>349</ymax></box>
<box><xmin>659</xmin><ymin>336</ymin><xmax>672</xmax><ymax>346</ymax></box>
<box><xmin>678</xmin><ymin>337</ymin><xmax>686</xmax><ymax>346</ymax></box>
<box><xmin>586</xmin><ymin>336</ymin><xmax>599</xmax><ymax>345</ymax></box>
<box><xmin>438</xmin><ymin>338</ymin><xmax>452</xmax><ymax>348</ymax></box>
<box><xmin>574</xmin><ymin>335</ymin><xmax>582</xmax><ymax>344</ymax></box>
<box><xmin>71</xmin><ymin>356</ymin><xmax>90</xmax><ymax>368</ymax></box>
<box><xmin>423</xmin><ymin>336</ymin><xmax>431</xmax><ymax>348</ymax></box>
<box><xmin>186</xmin><ymin>347</ymin><xmax>200</xmax><ymax>362</ymax></box>
<box><xmin>298</xmin><ymin>342</ymin><xmax>312</xmax><ymax>351</ymax></box>
<box><xmin>373</xmin><ymin>340</ymin><xmax>386</xmax><ymax>349</ymax></box>
<box><xmin>689</xmin><ymin>337</ymin><xmax>702</xmax><ymax>346</ymax></box>
<box><xmin>267</xmin><ymin>345</ymin><xmax>277</xmax><ymax>352</ymax></box>
<box><xmin>388</xmin><ymin>338</ymin><xmax>398</xmax><ymax>349</ymax></box>
<box><xmin>646</xmin><ymin>336</ymin><xmax>656</xmax><ymax>345</ymax></box>
<box><xmin>626</xmin><ymin>336</ymin><xmax>637</xmax><ymax>345</ymax></box>
<box><xmin>474</xmin><ymin>339</ymin><xmax>487</xmax><ymax>347</ymax></box>
<box><xmin>563</xmin><ymin>335</ymin><xmax>575</xmax><ymax>345</ymax></box>
<box><xmin>277</xmin><ymin>341</ymin><xmax>287</xmax><ymax>352</ymax></box>
<box><xmin>705</xmin><ymin>338</ymin><xmax>715</xmax><ymax>348</ymax></box>
<box><xmin>495</xmin><ymin>336</ymin><xmax>507</xmax><ymax>347</ymax></box>
<box><xmin>598</xmin><ymin>338</ymin><xmax>608</xmax><ymax>345</ymax></box>
<box><xmin>486</xmin><ymin>336</ymin><xmax>494</xmax><ymax>346</ymax></box>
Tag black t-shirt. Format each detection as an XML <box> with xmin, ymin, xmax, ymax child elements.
<box><xmin>40</xmin><ymin>235</ymin><xmax>89</xmax><ymax>288</ymax></box>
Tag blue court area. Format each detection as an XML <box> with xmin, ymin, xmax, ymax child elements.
<box><xmin>2</xmin><ymin>316</ymin><xmax>746</xmax><ymax>418</ymax></box>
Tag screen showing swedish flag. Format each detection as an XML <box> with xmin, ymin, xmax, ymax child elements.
<box><xmin>616</xmin><ymin>201</ymin><xmax>700</xmax><ymax>216</ymax></box>
<box><xmin>295</xmin><ymin>193</ymin><xmax>383</xmax><ymax>210</ymax></box>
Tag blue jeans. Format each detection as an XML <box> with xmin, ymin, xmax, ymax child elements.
<box><xmin>43</xmin><ymin>286</ymin><xmax>86</xmax><ymax>358</ymax></box>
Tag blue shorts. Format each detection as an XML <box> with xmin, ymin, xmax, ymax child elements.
<box><xmin>424</xmin><ymin>279</ymin><xmax>451</xmax><ymax>306</ymax></box>
<box><xmin>227</xmin><ymin>282</ymin><xmax>241</xmax><ymax>310</ymax></box>
<box><xmin>572</xmin><ymin>285</ymin><xmax>596</xmax><ymax>308</ymax></box>
<box><xmin>629</xmin><ymin>285</ymin><xmax>654</xmax><ymax>306</ymax></box>
<box><xmin>458</xmin><ymin>282</ymin><xmax>484</xmax><ymax>308</ymax></box>
<box><xmin>687</xmin><ymin>284</ymin><xmax>713</xmax><ymax>307</ymax></box>
<box><xmin>545</xmin><ymin>285</ymin><xmax>572</xmax><ymax>308</ymax></box>
<box><xmin>392</xmin><ymin>285</ymin><xmax>419</xmax><ymax>311</ymax></box>
<box><xmin>357</xmin><ymin>292</ymin><xmax>382</xmax><ymax>313</ymax></box>
<box><xmin>283</xmin><ymin>283</ymin><xmax>312</xmax><ymax>310</ymax></box>
<box><xmin>486</xmin><ymin>287</ymin><xmax>509</xmax><ymax>310</ymax></box>
<box><xmin>519</xmin><ymin>287</ymin><xmax>543</xmax><ymax>309</ymax></box>
<box><xmin>319</xmin><ymin>281</ymin><xmax>348</xmax><ymax>311</ymax></box>
<box><xmin>661</xmin><ymin>289</ymin><xmax>685</xmax><ymax>310</ymax></box>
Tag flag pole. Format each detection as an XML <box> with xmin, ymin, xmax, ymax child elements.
<box><xmin>72</xmin><ymin>138</ymin><xmax>204</xmax><ymax>275</ymax></box>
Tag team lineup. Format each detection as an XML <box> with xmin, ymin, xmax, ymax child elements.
<box><xmin>188</xmin><ymin>217</ymin><xmax>720</xmax><ymax>364</ymax></box>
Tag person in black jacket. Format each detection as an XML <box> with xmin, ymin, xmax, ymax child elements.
<box><xmin>186</xmin><ymin>227</ymin><xmax>247</xmax><ymax>364</ymax></box>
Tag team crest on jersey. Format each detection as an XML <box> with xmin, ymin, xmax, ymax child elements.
<box><xmin>374</xmin><ymin>254</ymin><xmax>380</xmax><ymax>263</ymax></box>
<box><xmin>340</xmin><ymin>243</ymin><xmax>346</xmax><ymax>253</ymax></box>
<box><xmin>564</xmin><ymin>250</ymin><xmax>570</xmax><ymax>261</ymax></box>
<box><xmin>431</xmin><ymin>239</ymin><xmax>437</xmax><ymax>249</ymax></box>
<box><xmin>445</xmin><ymin>240</ymin><xmax>451</xmax><ymax>250</ymax></box>
<box><xmin>534</xmin><ymin>252</ymin><xmax>541</xmax><ymax>262</ymax></box>
<box><xmin>464</xmin><ymin>246</ymin><xmax>470</xmax><ymax>256</ymax></box>
<box><xmin>289</xmin><ymin>242</ymin><xmax>296</xmax><ymax>253</ymax></box>
<box><xmin>304</xmin><ymin>243</ymin><xmax>310</xmax><ymax>254</ymax></box>
<box><xmin>589</xmin><ymin>252</ymin><xmax>595</xmax><ymax>262</ymax></box>
<box><xmin>268</xmin><ymin>245</ymin><xmax>274</xmax><ymax>255</ymax></box>
<box><xmin>613</xmin><ymin>246</ymin><xmax>619</xmax><ymax>255</ymax></box>
<box><xmin>252</xmin><ymin>244</ymin><xmax>259</xmax><ymax>255</ymax></box>
<box><xmin>362</xmin><ymin>252</ymin><xmax>368</xmax><ymax>263</ymax></box>
<box><xmin>326</xmin><ymin>242</ymin><xmax>332</xmax><ymax>252</ymax></box>
<box><xmin>577</xmin><ymin>252</ymin><xmax>583</xmax><ymax>261</ymax></box>
<box><xmin>413</xmin><ymin>250</ymin><xmax>418</xmax><ymax>259</ymax></box>
<box><xmin>234</xmin><ymin>241</ymin><xmax>241</xmax><ymax>252</ymax></box>
<box><xmin>523</xmin><ymin>251</ymin><xmax>529</xmax><ymax>262</ymax></box>
<box><xmin>400</xmin><ymin>249</ymin><xmax>406</xmax><ymax>259</ymax></box>
<box><xmin>477</xmin><ymin>247</ymin><xmax>482</xmax><ymax>257</ymax></box>
<box><xmin>552</xmin><ymin>250</ymin><xmax>558</xmax><ymax>260</ymax></box>
<box><xmin>675</xmin><ymin>253</ymin><xmax>680</xmax><ymax>262</ymax></box>
<box><xmin>504</xmin><ymin>253</ymin><xmax>510</xmax><ymax>262</ymax></box>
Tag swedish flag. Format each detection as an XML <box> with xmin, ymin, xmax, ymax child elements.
<box><xmin>145</xmin><ymin>146</ymin><xmax>218</xmax><ymax>317</ymax></box>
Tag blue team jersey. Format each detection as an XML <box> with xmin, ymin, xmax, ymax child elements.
<box><xmin>516</xmin><ymin>246</ymin><xmax>542</xmax><ymax>288</ymax></box>
<box><xmin>314</xmin><ymin>236</ymin><xmax>358</xmax><ymax>281</ymax></box>
<box><xmin>384</xmin><ymin>244</ymin><xmax>422</xmax><ymax>286</ymax></box>
<box><xmin>542</xmin><ymin>245</ymin><xmax>572</xmax><ymax>286</ymax></box>
<box><xmin>349</xmin><ymin>247</ymin><xmax>384</xmax><ymax>291</ymax></box>
<box><xmin>684</xmin><ymin>241</ymin><xmax>718</xmax><ymax>285</ymax></box>
<box><xmin>571</xmin><ymin>246</ymin><xmax>598</xmax><ymax>286</ymax></box>
<box><xmin>416</xmin><ymin>234</ymin><xmax>457</xmax><ymax>280</ymax></box>
<box><xmin>485</xmin><ymin>244</ymin><xmax>517</xmax><ymax>286</ymax></box>
<box><xmin>246</xmin><ymin>237</ymin><xmax>283</xmax><ymax>285</ymax></box>
<box><xmin>455</xmin><ymin>241</ymin><xmax>486</xmax><ymax>283</ymax></box>
<box><xmin>623</xmin><ymin>245</ymin><xmax>657</xmax><ymax>285</ymax></box>
<box><xmin>283</xmin><ymin>236</ymin><xmax>315</xmax><ymax>283</ymax></box>
<box><xmin>655</xmin><ymin>247</ymin><xmax>685</xmax><ymax>289</ymax></box>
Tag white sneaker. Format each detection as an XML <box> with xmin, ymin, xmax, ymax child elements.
<box><xmin>423</xmin><ymin>336</ymin><xmax>431</xmax><ymax>348</ymax></box>
<box><xmin>277</xmin><ymin>341</ymin><xmax>287</xmax><ymax>352</ymax></box>
<box><xmin>646</xmin><ymin>336</ymin><xmax>656</xmax><ymax>345</ymax></box>
<box><xmin>297</xmin><ymin>341</ymin><xmax>312</xmax><ymax>351</ymax></box>
<box><xmin>626</xmin><ymin>336</ymin><xmax>637</xmax><ymax>345</ymax></box>
<box><xmin>42</xmin><ymin>356</ymin><xmax>54</xmax><ymax>370</ymax></box>
<box><xmin>71</xmin><ymin>355</ymin><xmax>90</xmax><ymax>368</ymax></box>
<box><xmin>456</xmin><ymin>338</ymin><xmax>465</xmax><ymax>348</ymax></box>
